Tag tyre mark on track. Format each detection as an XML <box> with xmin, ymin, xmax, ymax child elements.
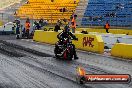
<box><xmin>0</xmin><ymin>40</ymin><xmax>52</xmax><ymax>57</ymax></box>
<box><xmin>0</xmin><ymin>47</ymin><xmax>89</xmax><ymax>88</ymax></box>
<box><xmin>1</xmin><ymin>40</ymin><xmax>132</xmax><ymax>88</ymax></box>
<box><xmin>2</xmin><ymin>40</ymin><xmax>127</xmax><ymax>75</ymax></box>
<box><xmin>0</xmin><ymin>40</ymin><xmax>117</xmax><ymax>86</ymax></box>
<box><xmin>12</xmin><ymin>57</ymin><xmax>90</xmax><ymax>88</ymax></box>
<box><xmin>0</xmin><ymin>56</ymin><xmax>54</xmax><ymax>88</ymax></box>
<box><xmin>2</xmin><ymin>40</ymin><xmax>116</xmax><ymax>74</ymax></box>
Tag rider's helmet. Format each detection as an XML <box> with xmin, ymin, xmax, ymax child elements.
<box><xmin>64</xmin><ymin>25</ymin><xmax>70</xmax><ymax>32</ymax></box>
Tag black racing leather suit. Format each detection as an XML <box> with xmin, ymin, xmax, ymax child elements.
<box><xmin>55</xmin><ymin>30</ymin><xmax>78</xmax><ymax>59</ymax></box>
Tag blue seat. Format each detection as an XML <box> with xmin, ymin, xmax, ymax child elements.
<box><xmin>81</xmin><ymin>0</ymin><xmax>132</xmax><ymax>27</ymax></box>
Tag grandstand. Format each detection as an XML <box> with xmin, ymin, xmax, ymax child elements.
<box><xmin>15</xmin><ymin>0</ymin><xmax>132</xmax><ymax>27</ymax></box>
<box><xmin>16</xmin><ymin>0</ymin><xmax>80</xmax><ymax>24</ymax></box>
<box><xmin>81</xmin><ymin>0</ymin><xmax>132</xmax><ymax>27</ymax></box>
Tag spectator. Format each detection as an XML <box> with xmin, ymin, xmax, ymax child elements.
<box><xmin>74</xmin><ymin>0</ymin><xmax>76</xmax><ymax>4</ymax></box>
<box><xmin>16</xmin><ymin>19</ymin><xmax>21</xmax><ymax>39</ymax></box>
<box><xmin>45</xmin><ymin>20</ymin><xmax>48</xmax><ymax>25</ymax></box>
<box><xmin>14</xmin><ymin>11</ymin><xmax>17</xmax><ymax>15</ymax></box>
<box><xmin>51</xmin><ymin>0</ymin><xmax>54</xmax><ymax>2</ymax></box>
<box><xmin>71</xmin><ymin>14</ymin><xmax>77</xmax><ymax>33</ymax></box>
<box><xmin>43</xmin><ymin>20</ymin><xmax>48</xmax><ymax>26</ymax></box>
<box><xmin>25</xmin><ymin>19</ymin><xmax>30</xmax><ymax>38</ymax></box>
<box><xmin>60</xmin><ymin>8</ymin><xmax>62</xmax><ymax>12</ymax></box>
<box><xmin>60</xmin><ymin>7</ymin><xmax>67</xmax><ymax>12</ymax></box>
<box><xmin>104</xmin><ymin>21</ymin><xmax>110</xmax><ymax>33</ymax></box>
<box><xmin>54</xmin><ymin>24</ymin><xmax>61</xmax><ymax>32</ymax></box>
<box><xmin>39</xmin><ymin>18</ymin><xmax>44</xmax><ymax>28</ymax></box>
<box><xmin>62</xmin><ymin>8</ymin><xmax>66</xmax><ymax>12</ymax></box>
<box><xmin>22</xmin><ymin>28</ymin><xmax>26</xmax><ymax>37</ymax></box>
<box><xmin>34</xmin><ymin>21</ymin><xmax>40</xmax><ymax>30</ymax></box>
<box><xmin>12</xmin><ymin>22</ymin><xmax>16</xmax><ymax>33</ymax></box>
<box><xmin>27</xmin><ymin>1</ymin><xmax>30</xmax><ymax>4</ymax></box>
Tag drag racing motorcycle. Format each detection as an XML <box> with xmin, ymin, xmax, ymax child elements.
<box><xmin>54</xmin><ymin>37</ymin><xmax>75</xmax><ymax>60</ymax></box>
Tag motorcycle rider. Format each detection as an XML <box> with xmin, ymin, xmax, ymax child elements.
<box><xmin>55</xmin><ymin>25</ymin><xmax>79</xmax><ymax>60</ymax></box>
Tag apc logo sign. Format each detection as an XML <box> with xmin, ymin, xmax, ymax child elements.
<box><xmin>83</xmin><ymin>37</ymin><xmax>94</xmax><ymax>47</ymax></box>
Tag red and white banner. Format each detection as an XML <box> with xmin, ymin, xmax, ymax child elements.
<box><xmin>84</xmin><ymin>74</ymin><xmax>131</xmax><ymax>83</ymax></box>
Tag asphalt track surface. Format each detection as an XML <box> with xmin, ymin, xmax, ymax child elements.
<box><xmin>0</xmin><ymin>35</ymin><xmax>132</xmax><ymax>88</ymax></box>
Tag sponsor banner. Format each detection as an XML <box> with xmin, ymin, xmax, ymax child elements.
<box><xmin>84</xmin><ymin>74</ymin><xmax>131</xmax><ymax>83</ymax></box>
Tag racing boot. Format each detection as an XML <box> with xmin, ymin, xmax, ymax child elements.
<box><xmin>74</xmin><ymin>53</ymin><xmax>79</xmax><ymax>60</ymax></box>
<box><xmin>74</xmin><ymin>55</ymin><xmax>79</xmax><ymax>60</ymax></box>
<box><xmin>72</xmin><ymin>45</ymin><xmax>79</xmax><ymax>60</ymax></box>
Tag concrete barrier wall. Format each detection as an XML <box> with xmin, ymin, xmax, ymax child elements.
<box><xmin>111</xmin><ymin>43</ymin><xmax>132</xmax><ymax>59</ymax></box>
<box><xmin>80</xmin><ymin>32</ymin><xmax>132</xmax><ymax>49</ymax></box>
<box><xmin>77</xmin><ymin>28</ymin><xmax>132</xmax><ymax>35</ymax></box>
<box><xmin>41</xmin><ymin>27</ymin><xmax>132</xmax><ymax>49</ymax></box>
<box><xmin>33</xmin><ymin>30</ymin><xmax>104</xmax><ymax>54</ymax></box>
<box><xmin>72</xmin><ymin>34</ymin><xmax>104</xmax><ymax>53</ymax></box>
<box><xmin>33</xmin><ymin>30</ymin><xmax>59</xmax><ymax>44</ymax></box>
